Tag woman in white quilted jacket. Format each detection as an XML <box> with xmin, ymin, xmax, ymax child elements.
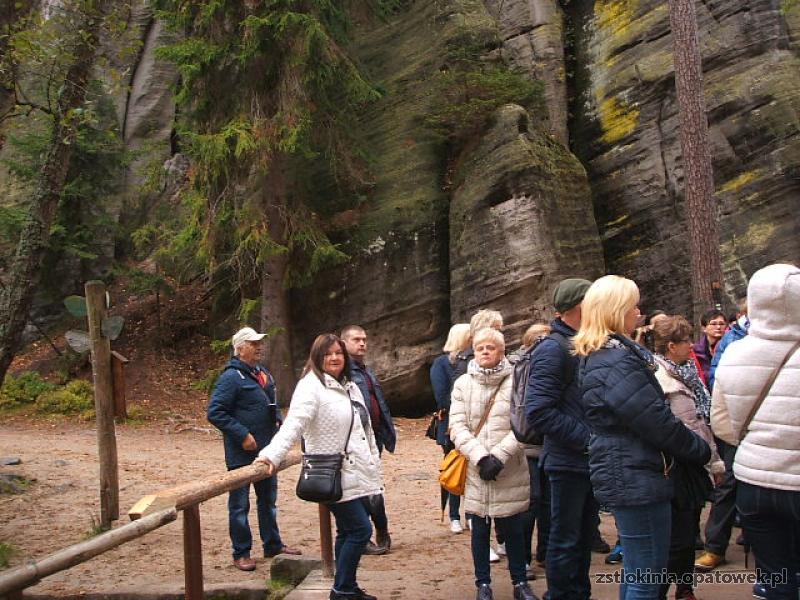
<box><xmin>711</xmin><ymin>263</ymin><xmax>800</xmax><ymax>600</ymax></box>
<box><xmin>449</xmin><ymin>327</ymin><xmax>536</xmax><ymax>600</ymax></box>
<box><xmin>256</xmin><ymin>333</ymin><xmax>383</xmax><ymax>600</ymax></box>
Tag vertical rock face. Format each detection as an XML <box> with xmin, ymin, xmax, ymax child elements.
<box><xmin>289</xmin><ymin>2</ymin><xmax>605</xmax><ymax>412</ymax></box>
<box><xmin>570</xmin><ymin>0</ymin><xmax>800</xmax><ymax>313</ymax></box>
<box><xmin>449</xmin><ymin>104</ymin><xmax>605</xmax><ymax>343</ymax></box>
<box><xmin>485</xmin><ymin>0</ymin><xmax>570</xmax><ymax>145</ymax></box>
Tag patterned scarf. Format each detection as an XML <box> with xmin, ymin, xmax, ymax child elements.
<box><xmin>470</xmin><ymin>357</ymin><xmax>510</xmax><ymax>376</ymax></box>
<box><xmin>659</xmin><ymin>355</ymin><xmax>712</xmax><ymax>421</ymax></box>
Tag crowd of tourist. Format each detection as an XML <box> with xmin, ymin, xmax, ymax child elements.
<box><xmin>206</xmin><ymin>262</ymin><xmax>799</xmax><ymax>600</ymax></box>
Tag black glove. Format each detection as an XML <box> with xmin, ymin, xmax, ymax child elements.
<box><xmin>477</xmin><ymin>454</ymin><xmax>504</xmax><ymax>481</ymax></box>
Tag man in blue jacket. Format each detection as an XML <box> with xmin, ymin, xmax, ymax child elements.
<box><xmin>342</xmin><ymin>325</ymin><xmax>397</xmax><ymax>555</ymax></box>
<box><xmin>208</xmin><ymin>327</ymin><xmax>301</xmax><ymax>572</ymax></box>
<box><xmin>525</xmin><ymin>278</ymin><xmax>595</xmax><ymax>600</ymax></box>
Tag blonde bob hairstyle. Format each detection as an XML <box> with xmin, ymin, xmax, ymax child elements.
<box><xmin>470</xmin><ymin>309</ymin><xmax>503</xmax><ymax>338</ymax></box>
<box><xmin>573</xmin><ymin>275</ymin><xmax>640</xmax><ymax>356</ymax></box>
<box><xmin>443</xmin><ymin>323</ymin><xmax>471</xmax><ymax>362</ymax></box>
<box><xmin>472</xmin><ymin>327</ymin><xmax>505</xmax><ymax>350</ymax></box>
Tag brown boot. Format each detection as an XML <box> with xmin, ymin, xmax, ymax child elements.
<box><xmin>233</xmin><ymin>556</ymin><xmax>256</xmax><ymax>571</ymax></box>
<box><xmin>694</xmin><ymin>551</ymin><xmax>725</xmax><ymax>572</ymax></box>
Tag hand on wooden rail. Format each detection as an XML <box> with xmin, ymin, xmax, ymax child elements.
<box><xmin>253</xmin><ymin>456</ymin><xmax>276</xmax><ymax>476</ymax></box>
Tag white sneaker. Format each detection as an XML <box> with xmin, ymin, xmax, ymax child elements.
<box><xmin>496</xmin><ymin>542</ymin><xmax>506</xmax><ymax>557</ymax></box>
<box><xmin>489</xmin><ymin>547</ymin><xmax>500</xmax><ymax>563</ymax></box>
<box><xmin>450</xmin><ymin>520</ymin><xmax>464</xmax><ymax>534</ymax></box>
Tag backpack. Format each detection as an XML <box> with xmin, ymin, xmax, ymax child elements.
<box><xmin>510</xmin><ymin>332</ymin><xmax>574</xmax><ymax>444</ymax></box>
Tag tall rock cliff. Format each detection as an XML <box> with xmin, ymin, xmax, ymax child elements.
<box><xmin>569</xmin><ymin>0</ymin><xmax>800</xmax><ymax>313</ymax></box>
<box><xmin>290</xmin><ymin>1</ymin><xmax>603</xmax><ymax>412</ymax></box>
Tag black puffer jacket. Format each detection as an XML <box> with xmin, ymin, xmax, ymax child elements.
<box><xmin>580</xmin><ymin>335</ymin><xmax>711</xmax><ymax>507</ymax></box>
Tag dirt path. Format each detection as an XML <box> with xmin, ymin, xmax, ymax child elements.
<box><xmin>0</xmin><ymin>418</ymin><xmax>755</xmax><ymax>599</ymax></box>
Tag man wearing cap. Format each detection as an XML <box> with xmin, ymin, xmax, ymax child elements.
<box><xmin>524</xmin><ymin>279</ymin><xmax>596</xmax><ymax>600</ymax></box>
<box><xmin>208</xmin><ymin>327</ymin><xmax>301</xmax><ymax>572</ymax></box>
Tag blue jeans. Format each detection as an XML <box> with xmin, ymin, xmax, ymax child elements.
<box><xmin>737</xmin><ymin>481</ymin><xmax>800</xmax><ymax>600</ymax></box>
<box><xmin>228</xmin><ymin>470</ymin><xmax>283</xmax><ymax>559</ymax></box>
<box><xmin>545</xmin><ymin>470</ymin><xmax>597</xmax><ymax>600</ymax></box>
<box><xmin>329</xmin><ymin>498</ymin><xmax>373</xmax><ymax>594</ymax></box>
<box><xmin>468</xmin><ymin>512</ymin><xmax>527</xmax><ymax>587</ymax></box>
<box><xmin>614</xmin><ymin>501</ymin><xmax>671</xmax><ymax>600</ymax></box>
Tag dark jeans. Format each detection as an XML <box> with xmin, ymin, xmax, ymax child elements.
<box><xmin>545</xmin><ymin>470</ymin><xmax>597</xmax><ymax>600</ymax></box>
<box><xmin>658</xmin><ymin>505</ymin><xmax>702</xmax><ymax>599</ymax></box>
<box><xmin>228</xmin><ymin>469</ymin><xmax>283</xmax><ymax>559</ymax></box>
<box><xmin>522</xmin><ymin>456</ymin><xmax>550</xmax><ymax>565</ymax></box>
<box><xmin>442</xmin><ymin>443</ymin><xmax>461</xmax><ymax>520</ymax></box>
<box><xmin>329</xmin><ymin>498</ymin><xmax>373</xmax><ymax>594</ymax></box>
<box><xmin>614</xmin><ymin>501</ymin><xmax>672</xmax><ymax>600</ymax></box>
<box><xmin>468</xmin><ymin>512</ymin><xmax>527</xmax><ymax>586</ymax></box>
<box><xmin>704</xmin><ymin>437</ymin><xmax>737</xmax><ymax>555</ymax></box>
<box><xmin>737</xmin><ymin>481</ymin><xmax>800</xmax><ymax>600</ymax></box>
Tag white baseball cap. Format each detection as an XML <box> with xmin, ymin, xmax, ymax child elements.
<box><xmin>232</xmin><ymin>327</ymin><xmax>266</xmax><ymax>349</ymax></box>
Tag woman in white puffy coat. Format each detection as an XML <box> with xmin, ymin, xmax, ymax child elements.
<box><xmin>256</xmin><ymin>334</ymin><xmax>383</xmax><ymax>600</ymax></box>
<box><xmin>449</xmin><ymin>328</ymin><xmax>535</xmax><ymax>600</ymax></box>
<box><xmin>711</xmin><ymin>263</ymin><xmax>800</xmax><ymax>600</ymax></box>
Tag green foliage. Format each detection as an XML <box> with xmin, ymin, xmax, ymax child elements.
<box><xmin>149</xmin><ymin>0</ymin><xmax>385</xmax><ymax>310</ymax></box>
<box><xmin>192</xmin><ymin>367</ymin><xmax>224</xmax><ymax>393</ymax></box>
<box><xmin>0</xmin><ymin>371</ymin><xmax>56</xmax><ymax>409</ymax></box>
<box><xmin>424</xmin><ymin>27</ymin><xmax>545</xmax><ymax>150</ymax></box>
<box><xmin>237</xmin><ymin>298</ymin><xmax>261</xmax><ymax>324</ymax></box>
<box><xmin>35</xmin><ymin>379</ymin><xmax>95</xmax><ymax>416</ymax></box>
<box><xmin>0</xmin><ymin>542</ymin><xmax>17</xmax><ymax>567</ymax></box>
<box><xmin>783</xmin><ymin>0</ymin><xmax>799</xmax><ymax>13</ymax></box>
<box><xmin>123</xmin><ymin>267</ymin><xmax>175</xmax><ymax>298</ymax></box>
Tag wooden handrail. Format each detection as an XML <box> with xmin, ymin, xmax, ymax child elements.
<box><xmin>128</xmin><ymin>451</ymin><xmax>301</xmax><ymax>520</ymax></box>
<box><xmin>0</xmin><ymin>508</ymin><xmax>177</xmax><ymax>596</ymax></box>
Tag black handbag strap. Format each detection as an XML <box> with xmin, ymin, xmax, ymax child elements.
<box><xmin>301</xmin><ymin>386</ymin><xmax>356</xmax><ymax>455</ymax></box>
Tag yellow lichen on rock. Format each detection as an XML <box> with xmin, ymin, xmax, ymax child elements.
<box><xmin>717</xmin><ymin>170</ymin><xmax>763</xmax><ymax>195</ymax></box>
<box><xmin>598</xmin><ymin>97</ymin><xmax>640</xmax><ymax>144</ymax></box>
<box><xmin>595</xmin><ymin>0</ymin><xmax>638</xmax><ymax>34</ymax></box>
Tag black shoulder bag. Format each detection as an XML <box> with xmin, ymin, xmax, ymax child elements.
<box><xmin>295</xmin><ymin>397</ymin><xmax>355</xmax><ymax>504</ymax></box>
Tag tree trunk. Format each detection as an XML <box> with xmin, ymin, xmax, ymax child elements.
<box><xmin>0</xmin><ymin>1</ymin><xmax>108</xmax><ymax>386</ymax></box>
<box><xmin>668</xmin><ymin>0</ymin><xmax>724</xmax><ymax>326</ymax></box>
<box><xmin>260</xmin><ymin>163</ymin><xmax>297</xmax><ymax>402</ymax></box>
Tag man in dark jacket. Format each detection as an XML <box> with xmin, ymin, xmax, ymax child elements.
<box><xmin>524</xmin><ymin>278</ymin><xmax>595</xmax><ymax>600</ymax></box>
<box><xmin>342</xmin><ymin>325</ymin><xmax>396</xmax><ymax>555</ymax></box>
<box><xmin>207</xmin><ymin>327</ymin><xmax>301</xmax><ymax>572</ymax></box>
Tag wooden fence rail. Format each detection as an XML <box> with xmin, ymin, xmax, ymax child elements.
<box><xmin>0</xmin><ymin>449</ymin><xmax>321</xmax><ymax>600</ymax></box>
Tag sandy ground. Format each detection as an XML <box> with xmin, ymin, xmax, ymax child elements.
<box><xmin>0</xmin><ymin>418</ymin><xmax>756</xmax><ymax>600</ymax></box>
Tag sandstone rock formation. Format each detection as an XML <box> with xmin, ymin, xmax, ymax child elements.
<box><xmin>569</xmin><ymin>0</ymin><xmax>800</xmax><ymax>314</ymax></box>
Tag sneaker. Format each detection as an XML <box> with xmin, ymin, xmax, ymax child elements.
<box><xmin>489</xmin><ymin>547</ymin><xmax>501</xmax><ymax>563</ymax></box>
<box><xmin>233</xmin><ymin>556</ymin><xmax>256</xmax><ymax>571</ymax></box>
<box><xmin>376</xmin><ymin>528</ymin><xmax>391</xmax><ymax>551</ymax></box>
<box><xmin>513</xmin><ymin>582</ymin><xmax>539</xmax><ymax>600</ymax></box>
<box><xmin>496</xmin><ymin>542</ymin><xmax>507</xmax><ymax>556</ymax></box>
<box><xmin>264</xmin><ymin>544</ymin><xmax>302</xmax><ymax>558</ymax></box>
<box><xmin>751</xmin><ymin>583</ymin><xmax>766</xmax><ymax>600</ymax></box>
<box><xmin>605</xmin><ymin>543</ymin><xmax>623</xmax><ymax>565</ymax></box>
<box><xmin>450</xmin><ymin>519</ymin><xmax>464</xmax><ymax>534</ymax></box>
<box><xmin>476</xmin><ymin>583</ymin><xmax>493</xmax><ymax>600</ymax></box>
<box><xmin>354</xmin><ymin>587</ymin><xmax>378</xmax><ymax>600</ymax></box>
<box><xmin>694</xmin><ymin>551</ymin><xmax>725</xmax><ymax>572</ymax></box>
<box><xmin>362</xmin><ymin>541</ymin><xmax>387</xmax><ymax>556</ymax></box>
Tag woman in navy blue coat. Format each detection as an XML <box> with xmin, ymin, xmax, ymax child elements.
<box><xmin>430</xmin><ymin>323</ymin><xmax>471</xmax><ymax>533</ymax></box>
<box><xmin>573</xmin><ymin>276</ymin><xmax>711</xmax><ymax>600</ymax></box>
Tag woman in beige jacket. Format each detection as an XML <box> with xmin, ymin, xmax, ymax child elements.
<box><xmin>449</xmin><ymin>327</ymin><xmax>536</xmax><ymax>600</ymax></box>
<box><xmin>653</xmin><ymin>315</ymin><xmax>724</xmax><ymax>600</ymax></box>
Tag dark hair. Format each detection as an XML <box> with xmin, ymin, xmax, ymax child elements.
<box><xmin>700</xmin><ymin>309</ymin><xmax>727</xmax><ymax>327</ymax></box>
<box><xmin>302</xmin><ymin>334</ymin><xmax>351</xmax><ymax>384</ymax></box>
<box><xmin>653</xmin><ymin>315</ymin><xmax>693</xmax><ymax>355</ymax></box>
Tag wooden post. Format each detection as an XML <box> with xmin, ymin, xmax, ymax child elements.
<box><xmin>111</xmin><ymin>351</ymin><xmax>129</xmax><ymax>419</ymax></box>
<box><xmin>318</xmin><ymin>505</ymin><xmax>334</xmax><ymax>578</ymax></box>
<box><xmin>85</xmin><ymin>280</ymin><xmax>119</xmax><ymax>526</ymax></box>
<box><xmin>183</xmin><ymin>504</ymin><xmax>204</xmax><ymax>600</ymax></box>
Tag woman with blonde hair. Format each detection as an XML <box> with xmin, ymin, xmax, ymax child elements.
<box><xmin>449</xmin><ymin>327</ymin><xmax>537</xmax><ymax>600</ymax></box>
<box><xmin>575</xmin><ymin>276</ymin><xmax>710</xmax><ymax>600</ymax></box>
<box><xmin>429</xmin><ymin>323</ymin><xmax>472</xmax><ymax>532</ymax></box>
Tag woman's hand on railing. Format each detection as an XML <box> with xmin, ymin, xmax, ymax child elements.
<box><xmin>253</xmin><ymin>456</ymin><xmax>276</xmax><ymax>476</ymax></box>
